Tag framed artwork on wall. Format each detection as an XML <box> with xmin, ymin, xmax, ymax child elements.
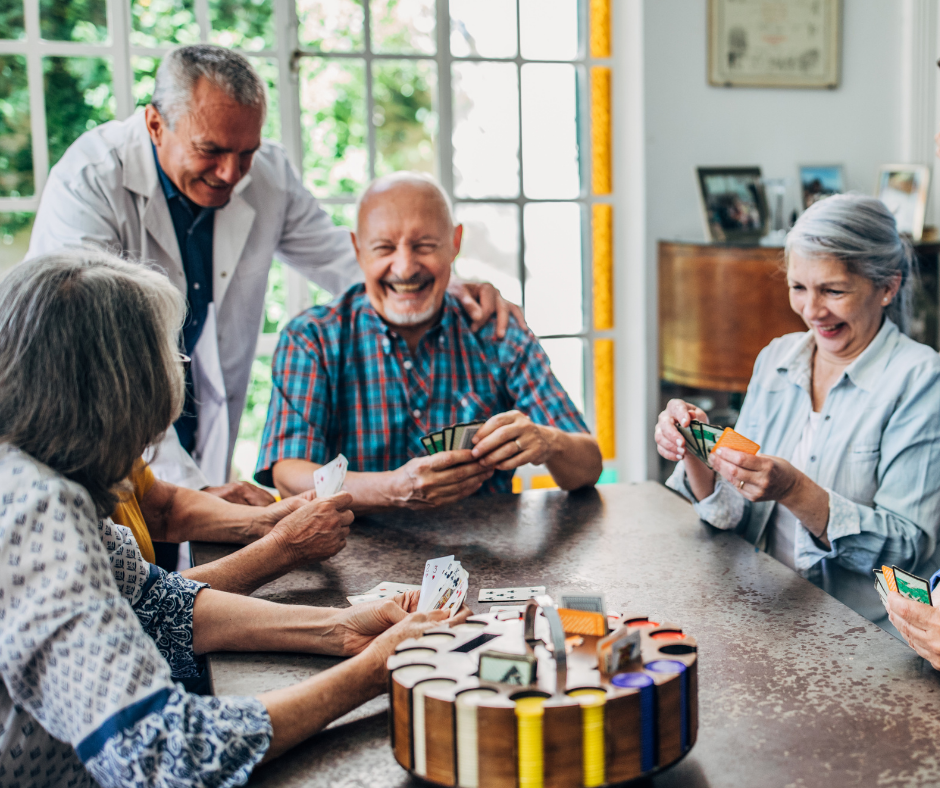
<box><xmin>696</xmin><ymin>166</ymin><xmax>768</xmax><ymax>243</ymax></box>
<box><xmin>875</xmin><ymin>165</ymin><xmax>931</xmax><ymax>242</ymax></box>
<box><xmin>799</xmin><ymin>164</ymin><xmax>844</xmax><ymax>209</ymax></box>
<box><xmin>708</xmin><ymin>0</ymin><xmax>841</xmax><ymax>89</ymax></box>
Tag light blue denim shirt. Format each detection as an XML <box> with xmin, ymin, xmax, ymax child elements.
<box><xmin>667</xmin><ymin>318</ymin><xmax>940</xmax><ymax>625</ymax></box>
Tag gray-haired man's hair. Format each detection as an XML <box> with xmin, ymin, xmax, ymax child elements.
<box><xmin>785</xmin><ymin>193</ymin><xmax>917</xmax><ymax>335</ymax></box>
<box><xmin>356</xmin><ymin>171</ymin><xmax>455</xmax><ymax>233</ymax></box>
<box><xmin>152</xmin><ymin>44</ymin><xmax>267</xmax><ymax>130</ymax></box>
<box><xmin>0</xmin><ymin>248</ymin><xmax>186</xmax><ymax>516</ymax></box>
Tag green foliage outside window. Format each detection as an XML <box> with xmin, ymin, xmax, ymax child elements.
<box><xmin>0</xmin><ymin>0</ymin><xmax>25</xmax><ymax>39</ymax></box>
<box><xmin>0</xmin><ymin>55</ymin><xmax>32</xmax><ymax>204</ymax></box>
<box><xmin>43</xmin><ymin>57</ymin><xmax>115</xmax><ymax>169</ymax></box>
<box><xmin>40</xmin><ymin>0</ymin><xmax>107</xmax><ymax>43</ymax></box>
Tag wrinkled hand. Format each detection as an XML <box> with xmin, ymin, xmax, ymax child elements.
<box><xmin>654</xmin><ymin>399</ymin><xmax>709</xmax><ymax>463</ymax></box>
<box><xmin>710</xmin><ymin>447</ymin><xmax>800</xmax><ymax>503</ymax></box>
<box><xmin>362</xmin><ymin>604</ymin><xmax>471</xmax><ymax>667</ymax></box>
<box><xmin>887</xmin><ymin>591</ymin><xmax>940</xmax><ymax>670</ymax></box>
<box><xmin>448</xmin><ymin>278</ymin><xmax>526</xmax><ymax>338</ymax></box>
<box><xmin>395</xmin><ymin>450</ymin><xmax>493</xmax><ymax>508</ymax></box>
<box><xmin>471</xmin><ymin>410</ymin><xmax>550</xmax><ymax>470</ymax></box>
<box><xmin>328</xmin><ymin>590</ymin><xmax>421</xmax><ymax>656</ymax></box>
<box><xmin>204</xmin><ymin>481</ymin><xmax>276</xmax><ymax>506</ymax></box>
<box><xmin>268</xmin><ymin>491</ymin><xmax>354</xmax><ymax>564</ymax></box>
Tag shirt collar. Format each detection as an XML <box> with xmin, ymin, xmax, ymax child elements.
<box><xmin>359</xmin><ymin>287</ymin><xmax>460</xmax><ymax>340</ymax></box>
<box><xmin>151</xmin><ymin>143</ymin><xmax>180</xmax><ymax>201</ymax></box>
<box><xmin>776</xmin><ymin>317</ymin><xmax>900</xmax><ymax>393</ymax></box>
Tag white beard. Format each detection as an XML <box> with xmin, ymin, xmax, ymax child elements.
<box><xmin>384</xmin><ymin>300</ymin><xmax>440</xmax><ymax>326</ymax></box>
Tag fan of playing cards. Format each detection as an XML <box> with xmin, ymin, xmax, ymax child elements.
<box><xmin>346</xmin><ymin>555</ymin><xmax>469</xmax><ymax>614</ymax></box>
<box><xmin>876</xmin><ymin>565</ymin><xmax>933</xmax><ymax>607</ymax></box>
<box><xmin>314</xmin><ymin>454</ymin><xmax>348</xmax><ymax>497</ymax></box>
<box><xmin>422</xmin><ymin>421</ymin><xmax>485</xmax><ymax>455</ymax></box>
<box><xmin>675</xmin><ymin>420</ymin><xmax>760</xmax><ymax>469</ymax></box>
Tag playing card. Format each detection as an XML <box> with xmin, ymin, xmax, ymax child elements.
<box><xmin>693</xmin><ymin>422</ymin><xmax>724</xmax><ymax>468</ymax></box>
<box><xmin>430</xmin><ymin>432</ymin><xmax>446</xmax><ymax>454</ymax></box>
<box><xmin>559</xmin><ymin>592</ymin><xmax>606</xmax><ymax>616</ymax></box>
<box><xmin>443</xmin><ymin>426</ymin><xmax>455</xmax><ymax>451</ymax></box>
<box><xmin>346</xmin><ymin>580</ymin><xmax>421</xmax><ymax>606</ymax></box>
<box><xmin>419</xmin><ymin>555</ymin><xmax>454</xmax><ymax>612</ymax></box>
<box><xmin>875</xmin><ymin>580</ymin><xmax>888</xmax><ymax>606</ymax></box>
<box><xmin>873</xmin><ymin>568</ymin><xmax>888</xmax><ymax>596</ymax></box>
<box><xmin>882</xmin><ymin>565</ymin><xmax>898</xmax><ymax>593</ymax></box>
<box><xmin>714</xmin><ymin>427</ymin><xmax>760</xmax><ymax>456</ymax></box>
<box><xmin>479</xmin><ymin>586</ymin><xmax>546</xmax><ymax>603</ymax></box>
<box><xmin>426</xmin><ymin>560</ymin><xmax>465</xmax><ymax>612</ymax></box>
<box><xmin>892</xmin><ymin>566</ymin><xmax>932</xmax><ymax>606</ymax></box>
<box><xmin>489</xmin><ymin>604</ymin><xmax>526</xmax><ymax>614</ymax></box>
<box><xmin>455</xmin><ymin>421</ymin><xmax>485</xmax><ymax>450</ymax></box>
<box><xmin>314</xmin><ymin>453</ymin><xmax>348</xmax><ymax>497</ymax></box>
<box><xmin>421</xmin><ymin>435</ymin><xmax>435</xmax><ymax>455</ymax></box>
<box><xmin>675</xmin><ymin>422</ymin><xmax>707</xmax><ymax>463</ymax></box>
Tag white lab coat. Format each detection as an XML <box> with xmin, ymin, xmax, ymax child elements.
<box><xmin>28</xmin><ymin>112</ymin><xmax>361</xmax><ymax>487</ymax></box>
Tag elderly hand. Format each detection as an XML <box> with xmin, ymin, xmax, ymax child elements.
<box><xmin>359</xmin><ymin>603</ymin><xmax>471</xmax><ymax>668</ymax></box>
<box><xmin>887</xmin><ymin>591</ymin><xmax>940</xmax><ymax>670</ymax></box>
<box><xmin>710</xmin><ymin>447</ymin><xmax>802</xmax><ymax>503</ymax></box>
<box><xmin>471</xmin><ymin>410</ymin><xmax>551</xmax><ymax>470</ymax></box>
<box><xmin>654</xmin><ymin>399</ymin><xmax>710</xmax><ymax>463</ymax></box>
<box><xmin>204</xmin><ymin>480</ymin><xmax>277</xmax><ymax>506</ymax></box>
<box><xmin>448</xmin><ymin>278</ymin><xmax>526</xmax><ymax>338</ymax></box>
<box><xmin>266</xmin><ymin>491</ymin><xmax>354</xmax><ymax>564</ymax></box>
<box><xmin>393</xmin><ymin>450</ymin><xmax>493</xmax><ymax>508</ymax></box>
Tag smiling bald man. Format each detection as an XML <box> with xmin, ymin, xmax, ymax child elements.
<box><xmin>254</xmin><ymin>172</ymin><xmax>602</xmax><ymax>512</ymax></box>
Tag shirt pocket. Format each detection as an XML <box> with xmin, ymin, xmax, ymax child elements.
<box><xmin>457</xmin><ymin>390</ymin><xmax>496</xmax><ymax>424</ymax></box>
<box><xmin>839</xmin><ymin>445</ymin><xmax>881</xmax><ymax>505</ymax></box>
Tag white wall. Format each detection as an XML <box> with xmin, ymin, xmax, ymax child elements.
<box><xmin>614</xmin><ymin>0</ymin><xmax>925</xmax><ymax>481</ymax></box>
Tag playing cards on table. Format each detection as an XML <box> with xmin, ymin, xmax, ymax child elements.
<box><xmin>314</xmin><ymin>453</ymin><xmax>348</xmax><ymax>496</ymax></box>
<box><xmin>422</xmin><ymin>421</ymin><xmax>485</xmax><ymax>455</ymax></box>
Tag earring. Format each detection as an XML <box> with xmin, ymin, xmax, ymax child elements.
<box><xmin>883</xmin><ymin>298</ymin><xmax>889</xmax><ymax>304</ymax></box>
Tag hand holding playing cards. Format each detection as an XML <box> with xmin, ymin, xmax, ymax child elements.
<box><xmin>471</xmin><ymin>410</ymin><xmax>552</xmax><ymax>470</ymax></box>
<box><xmin>267</xmin><ymin>491</ymin><xmax>354</xmax><ymax>564</ymax></box>
<box><xmin>360</xmin><ymin>603</ymin><xmax>471</xmax><ymax>667</ymax></box>
<box><xmin>655</xmin><ymin>399</ymin><xmax>710</xmax><ymax>463</ymax></box>
<box><xmin>887</xmin><ymin>592</ymin><xmax>940</xmax><ymax>670</ymax></box>
<box><xmin>204</xmin><ymin>480</ymin><xmax>277</xmax><ymax>506</ymax></box>
<box><xmin>394</xmin><ymin>450</ymin><xmax>493</xmax><ymax>508</ymax></box>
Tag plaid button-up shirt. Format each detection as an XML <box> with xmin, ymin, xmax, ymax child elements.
<box><xmin>254</xmin><ymin>284</ymin><xmax>589</xmax><ymax>493</ymax></box>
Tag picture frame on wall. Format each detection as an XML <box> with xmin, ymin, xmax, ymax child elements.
<box><xmin>708</xmin><ymin>0</ymin><xmax>841</xmax><ymax>89</ymax></box>
<box><xmin>696</xmin><ymin>166</ymin><xmax>768</xmax><ymax>243</ymax></box>
<box><xmin>799</xmin><ymin>164</ymin><xmax>845</xmax><ymax>209</ymax></box>
<box><xmin>875</xmin><ymin>165</ymin><xmax>931</xmax><ymax>242</ymax></box>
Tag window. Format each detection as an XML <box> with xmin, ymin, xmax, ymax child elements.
<box><xmin>0</xmin><ymin>0</ymin><xmax>616</xmax><ymax>489</ymax></box>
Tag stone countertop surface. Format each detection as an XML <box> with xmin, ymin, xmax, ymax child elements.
<box><xmin>191</xmin><ymin>482</ymin><xmax>940</xmax><ymax>787</ymax></box>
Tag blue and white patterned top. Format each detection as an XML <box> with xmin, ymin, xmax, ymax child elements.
<box><xmin>0</xmin><ymin>443</ymin><xmax>272</xmax><ymax>788</ymax></box>
<box><xmin>667</xmin><ymin>319</ymin><xmax>940</xmax><ymax>625</ymax></box>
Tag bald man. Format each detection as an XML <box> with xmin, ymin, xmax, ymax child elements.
<box><xmin>254</xmin><ymin>173</ymin><xmax>602</xmax><ymax>511</ymax></box>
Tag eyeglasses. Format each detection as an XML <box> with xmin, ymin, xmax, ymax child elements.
<box><xmin>178</xmin><ymin>352</ymin><xmax>192</xmax><ymax>371</ymax></box>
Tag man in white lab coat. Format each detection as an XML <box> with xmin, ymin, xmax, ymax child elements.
<box><xmin>27</xmin><ymin>44</ymin><xmax>520</xmax><ymax>504</ymax></box>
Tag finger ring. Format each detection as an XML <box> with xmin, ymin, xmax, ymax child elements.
<box><xmin>514</xmin><ymin>439</ymin><xmax>524</xmax><ymax>453</ymax></box>
<box><xmin>737</xmin><ymin>479</ymin><xmax>745</xmax><ymax>490</ymax></box>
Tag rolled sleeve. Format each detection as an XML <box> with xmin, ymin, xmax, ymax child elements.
<box><xmin>254</xmin><ymin>326</ymin><xmax>332</xmax><ymax>487</ymax></box>
<box><xmin>665</xmin><ymin>462</ymin><xmax>746</xmax><ymax>530</ymax></box>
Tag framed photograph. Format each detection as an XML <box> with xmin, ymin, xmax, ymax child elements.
<box><xmin>799</xmin><ymin>165</ymin><xmax>844</xmax><ymax>209</ymax></box>
<box><xmin>875</xmin><ymin>165</ymin><xmax>931</xmax><ymax>242</ymax></box>
<box><xmin>708</xmin><ymin>0</ymin><xmax>841</xmax><ymax>89</ymax></box>
<box><xmin>696</xmin><ymin>166</ymin><xmax>768</xmax><ymax>243</ymax></box>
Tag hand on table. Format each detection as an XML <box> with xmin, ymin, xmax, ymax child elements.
<box><xmin>449</xmin><ymin>279</ymin><xmax>526</xmax><ymax>338</ymax></box>
<box><xmin>204</xmin><ymin>480</ymin><xmax>277</xmax><ymax>506</ymax></box>
<box><xmin>887</xmin><ymin>591</ymin><xmax>940</xmax><ymax>670</ymax></box>
<box><xmin>654</xmin><ymin>399</ymin><xmax>709</xmax><ymax>463</ymax></box>
<box><xmin>394</xmin><ymin>450</ymin><xmax>493</xmax><ymax>508</ymax></box>
<box><xmin>266</xmin><ymin>491</ymin><xmax>354</xmax><ymax>564</ymax></box>
<box><xmin>471</xmin><ymin>410</ymin><xmax>551</xmax><ymax>470</ymax></box>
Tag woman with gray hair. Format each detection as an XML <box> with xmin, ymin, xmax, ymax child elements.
<box><xmin>0</xmin><ymin>248</ymin><xmax>462</xmax><ymax>787</ymax></box>
<box><xmin>655</xmin><ymin>193</ymin><xmax>940</xmax><ymax>628</ymax></box>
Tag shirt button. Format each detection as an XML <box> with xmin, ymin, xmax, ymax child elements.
<box><xmin>810</xmin><ymin>456</ymin><xmax>817</xmax><ymax>462</ymax></box>
<box><xmin>413</xmin><ymin>409</ymin><xmax>421</xmax><ymax>419</ymax></box>
<box><xmin>438</xmin><ymin>336</ymin><xmax>445</xmax><ymax>346</ymax></box>
<box><xmin>383</xmin><ymin>340</ymin><xmax>391</xmax><ymax>353</ymax></box>
<box><xmin>460</xmin><ymin>397</ymin><xmax>469</xmax><ymax>407</ymax></box>
<box><xmin>824</xmin><ymin>415</ymin><xmax>831</xmax><ymax>421</ymax></box>
<box><xmin>193</xmin><ymin>282</ymin><xmax>200</xmax><ymax>290</ymax></box>
<box><xmin>221</xmin><ymin>271</ymin><xmax>228</xmax><ymax>278</ymax></box>
<box><xmin>403</xmin><ymin>360</ymin><xmax>413</xmax><ymax>370</ymax></box>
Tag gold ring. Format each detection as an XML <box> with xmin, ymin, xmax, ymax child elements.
<box><xmin>514</xmin><ymin>439</ymin><xmax>524</xmax><ymax>453</ymax></box>
<box><xmin>737</xmin><ymin>479</ymin><xmax>745</xmax><ymax>490</ymax></box>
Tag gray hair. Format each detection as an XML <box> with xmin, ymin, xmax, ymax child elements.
<box><xmin>356</xmin><ymin>171</ymin><xmax>455</xmax><ymax>232</ymax></box>
<box><xmin>151</xmin><ymin>44</ymin><xmax>267</xmax><ymax>130</ymax></box>
<box><xmin>785</xmin><ymin>193</ymin><xmax>917</xmax><ymax>335</ymax></box>
<box><xmin>0</xmin><ymin>248</ymin><xmax>186</xmax><ymax>516</ymax></box>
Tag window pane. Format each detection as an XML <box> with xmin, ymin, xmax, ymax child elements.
<box><xmin>521</xmin><ymin>63</ymin><xmax>579</xmax><ymax>199</ymax></box>
<box><xmin>454</xmin><ymin>202</ymin><xmax>520</xmax><ymax>308</ymax></box>
<box><xmin>450</xmin><ymin>0</ymin><xmax>516</xmax><ymax>59</ymax></box>
<box><xmin>210</xmin><ymin>0</ymin><xmax>274</xmax><ymax>51</ymax></box>
<box><xmin>233</xmin><ymin>353</ymin><xmax>273</xmax><ymax>482</ymax></box>
<box><xmin>254</xmin><ymin>58</ymin><xmax>280</xmax><ymax>142</ymax></box>
<box><xmin>40</xmin><ymin>0</ymin><xmax>107</xmax><ymax>42</ymax></box>
<box><xmin>370</xmin><ymin>0</ymin><xmax>434</xmax><ymax>55</ymax></box>
<box><xmin>373</xmin><ymin>59</ymin><xmax>437</xmax><ymax>178</ymax></box>
<box><xmin>298</xmin><ymin>0</ymin><xmax>363</xmax><ymax>52</ymax></box>
<box><xmin>43</xmin><ymin>57</ymin><xmax>115</xmax><ymax>168</ymax></box>
<box><xmin>132</xmin><ymin>56</ymin><xmax>160</xmax><ymax>111</ymax></box>
<box><xmin>0</xmin><ymin>212</ymin><xmax>34</xmax><ymax>273</ymax></box>
<box><xmin>323</xmin><ymin>202</ymin><xmax>356</xmax><ymax>228</ymax></box>
<box><xmin>523</xmin><ymin>202</ymin><xmax>582</xmax><ymax>335</ymax></box>
<box><xmin>0</xmin><ymin>55</ymin><xmax>32</xmax><ymax>198</ymax></box>
<box><xmin>300</xmin><ymin>57</ymin><xmax>367</xmax><ymax>198</ymax></box>
<box><xmin>540</xmin><ymin>337</ymin><xmax>584</xmax><ymax>414</ymax></box>
<box><xmin>452</xmin><ymin>62</ymin><xmax>519</xmax><ymax>199</ymax></box>
<box><xmin>131</xmin><ymin>0</ymin><xmax>199</xmax><ymax>47</ymax></box>
<box><xmin>1</xmin><ymin>0</ymin><xmax>25</xmax><ymax>39</ymax></box>
<box><xmin>519</xmin><ymin>0</ymin><xmax>579</xmax><ymax>61</ymax></box>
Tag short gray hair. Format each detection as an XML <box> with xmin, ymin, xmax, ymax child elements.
<box><xmin>152</xmin><ymin>44</ymin><xmax>267</xmax><ymax>130</ymax></box>
<box><xmin>0</xmin><ymin>248</ymin><xmax>186</xmax><ymax>516</ymax></box>
<box><xmin>785</xmin><ymin>193</ymin><xmax>917</xmax><ymax>335</ymax></box>
<box><xmin>356</xmin><ymin>171</ymin><xmax>455</xmax><ymax>232</ymax></box>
